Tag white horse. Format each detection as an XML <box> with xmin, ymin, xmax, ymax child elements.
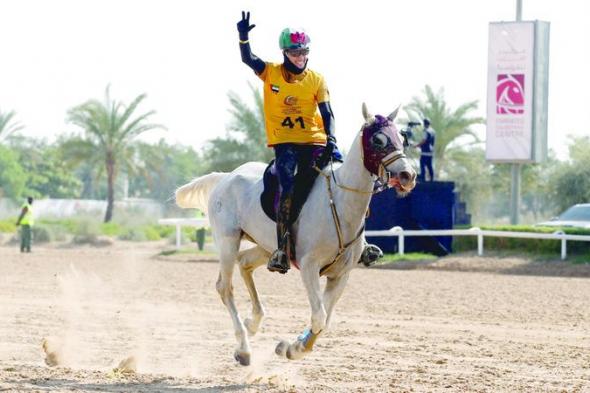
<box><xmin>176</xmin><ymin>103</ymin><xmax>416</xmax><ymax>365</ymax></box>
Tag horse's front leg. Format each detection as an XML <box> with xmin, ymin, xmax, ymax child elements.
<box><xmin>322</xmin><ymin>271</ymin><xmax>350</xmax><ymax>328</ymax></box>
<box><xmin>276</xmin><ymin>259</ymin><xmax>326</xmax><ymax>360</ymax></box>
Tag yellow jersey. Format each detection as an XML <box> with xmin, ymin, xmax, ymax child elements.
<box><xmin>258</xmin><ymin>63</ymin><xmax>329</xmax><ymax>146</ymax></box>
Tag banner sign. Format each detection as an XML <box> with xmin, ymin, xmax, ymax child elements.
<box><xmin>486</xmin><ymin>21</ymin><xmax>550</xmax><ymax>163</ymax></box>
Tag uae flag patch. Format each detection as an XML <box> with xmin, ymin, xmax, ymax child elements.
<box><xmin>271</xmin><ymin>84</ymin><xmax>280</xmax><ymax>93</ymax></box>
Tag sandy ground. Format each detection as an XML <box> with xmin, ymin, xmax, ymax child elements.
<box><xmin>1</xmin><ymin>241</ymin><xmax>589</xmax><ymax>393</ymax></box>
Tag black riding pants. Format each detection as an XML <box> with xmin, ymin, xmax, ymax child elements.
<box><xmin>273</xmin><ymin>143</ymin><xmax>318</xmax><ymax>196</ymax></box>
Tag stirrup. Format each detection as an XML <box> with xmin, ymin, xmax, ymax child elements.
<box><xmin>359</xmin><ymin>244</ymin><xmax>383</xmax><ymax>267</ymax></box>
<box><xmin>267</xmin><ymin>249</ymin><xmax>290</xmax><ymax>274</ymax></box>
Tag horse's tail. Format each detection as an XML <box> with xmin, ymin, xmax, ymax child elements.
<box><xmin>175</xmin><ymin>172</ymin><xmax>228</xmax><ymax>213</ymax></box>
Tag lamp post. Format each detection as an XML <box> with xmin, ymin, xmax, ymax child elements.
<box><xmin>510</xmin><ymin>0</ymin><xmax>524</xmax><ymax>225</ymax></box>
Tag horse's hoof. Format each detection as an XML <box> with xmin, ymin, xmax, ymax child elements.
<box><xmin>275</xmin><ymin>340</ymin><xmax>289</xmax><ymax>357</ymax></box>
<box><xmin>286</xmin><ymin>342</ymin><xmax>306</xmax><ymax>360</ymax></box>
<box><xmin>234</xmin><ymin>351</ymin><xmax>251</xmax><ymax>366</ymax></box>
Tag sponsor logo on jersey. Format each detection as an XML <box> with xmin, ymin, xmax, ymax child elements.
<box><xmin>284</xmin><ymin>96</ymin><xmax>298</xmax><ymax>106</ymax></box>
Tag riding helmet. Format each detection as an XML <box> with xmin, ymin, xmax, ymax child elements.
<box><xmin>279</xmin><ymin>28</ymin><xmax>311</xmax><ymax>50</ymax></box>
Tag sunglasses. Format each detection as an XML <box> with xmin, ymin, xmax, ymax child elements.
<box><xmin>286</xmin><ymin>48</ymin><xmax>310</xmax><ymax>57</ymax></box>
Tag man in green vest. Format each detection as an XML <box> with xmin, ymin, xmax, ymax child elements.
<box><xmin>16</xmin><ymin>196</ymin><xmax>34</xmax><ymax>253</ymax></box>
<box><xmin>195</xmin><ymin>209</ymin><xmax>206</xmax><ymax>251</ymax></box>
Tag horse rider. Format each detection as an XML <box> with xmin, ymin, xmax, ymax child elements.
<box><xmin>415</xmin><ymin>117</ymin><xmax>436</xmax><ymax>182</ymax></box>
<box><xmin>237</xmin><ymin>11</ymin><xmax>382</xmax><ymax>273</ymax></box>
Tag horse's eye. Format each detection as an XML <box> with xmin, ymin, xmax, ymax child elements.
<box><xmin>372</xmin><ymin>133</ymin><xmax>388</xmax><ymax>147</ymax></box>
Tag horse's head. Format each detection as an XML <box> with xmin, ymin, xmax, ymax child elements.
<box><xmin>360</xmin><ymin>103</ymin><xmax>417</xmax><ymax>195</ymax></box>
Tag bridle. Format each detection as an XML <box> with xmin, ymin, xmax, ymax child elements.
<box><xmin>326</xmin><ymin>115</ymin><xmax>408</xmax><ymax>195</ymax></box>
<box><xmin>372</xmin><ymin>149</ymin><xmax>407</xmax><ymax>194</ymax></box>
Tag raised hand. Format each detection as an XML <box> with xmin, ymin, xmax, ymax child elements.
<box><xmin>237</xmin><ymin>11</ymin><xmax>256</xmax><ymax>39</ymax></box>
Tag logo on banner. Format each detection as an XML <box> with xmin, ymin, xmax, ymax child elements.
<box><xmin>496</xmin><ymin>74</ymin><xmax>525</xmax><ymax>114</ymax></box>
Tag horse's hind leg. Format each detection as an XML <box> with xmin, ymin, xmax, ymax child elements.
<box><xmin>215</xmin><ymin>234</ymin><xmax>251</xmax><ymax>366</ymax></box>
<box><xmin>237</xmin><ymin>245</ymin><xmax>269</xmax><ymax>336</ymax></box>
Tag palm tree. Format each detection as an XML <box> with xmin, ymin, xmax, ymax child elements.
<box><xmin>0</xmin><ymin>109</ymin><xmax>24</xmax><ymax>142</ymax></box>
<box><xmin>66</xmin><ymin>86</ymin><xmax>164</xmax><ymax>222</ymax></box>
<box><xmin>204</xmin><ymin>83</ymin><xmax>272</xmax><ymax>172</ymax></box>
<box><xmin>404</xmin><ymin>85</ymin><xmax>485</xmax><ymax>177</ymax></box>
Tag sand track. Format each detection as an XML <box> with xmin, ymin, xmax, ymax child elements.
<box><xmin>1</xmin><ymin>242</ymin><xmax>589</xmax><ymax>392</ymax></box>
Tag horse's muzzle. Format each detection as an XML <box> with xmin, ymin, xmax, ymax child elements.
<box><xmin>389</xmin><ymin>170</ymin><xmax>416</xmax><ymax>193</ymax></box>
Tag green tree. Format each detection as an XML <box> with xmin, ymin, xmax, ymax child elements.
<box><xmin>546</xmin><ymin>136</ymin><xmax>590</xmax><ymax>212</ymax></box>
<box><xmin>128</xmin><ymin>140</ymin><xmax>206</xmax><ymax>202</ymax></box>
<box><xmin>204</xmin><ymin>84</ymin><xmax>272</xmax><ymax>172</ymax></box>
<box><xmin>444</xmin><ymin>147</ymin><xmax>494</xmax><ymax>223</ymax></box>
<box><xmin>0</xmin><ymin>109</ymin><xmax>24</xmax><ymax>142</ymax></box>
<box><xmin>0</xmin><ymin>145</ymin><xmax>27</xmax><ymax>199</ymax></box>
<box><xmin>488</xmin><ymin>152</ymin><xmax>561</xmax><ymax>223</ymax></box>
<box><xmin>404</xmin><ymin>85</ymin><xmax>485</xmax><ymax>177</ymax></box>
<box><xmin>66</xmin><ymin>86</ymin><xmax>164</xmax><ymax>222</ymax></box>
<box><xmin>9</xmin><ymin>136</ymin><xmax>82</xmax><ymax>199</ymax></box>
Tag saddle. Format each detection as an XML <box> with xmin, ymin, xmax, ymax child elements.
<box><xmin>260</xmin><ymin>146</ymin><xmax>331</xmax><ymax>224</ymax></box>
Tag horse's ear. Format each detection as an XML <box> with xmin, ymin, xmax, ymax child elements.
<box><xmin>362</xmin><ymin>102</ymin><xmax>372</xmax><ymax>122</ymax></box>
<box><xmin>387</xmin><ymin>104</ymin><xmax>401</xmax><ymax>122</ymax></box>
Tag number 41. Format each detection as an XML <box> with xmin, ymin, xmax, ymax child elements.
<box><xmin>281</xmin><ymin>116</ymin><xmax>305</xmax><ymax>129</ymax></box>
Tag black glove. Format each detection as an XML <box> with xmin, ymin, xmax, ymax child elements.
<box><xmin>237</xmin><ymin>11</ymin><xmax>256</xmax><ymax>41</ymax></box>
<box><xmin>326</xmin><ymin>135</ymin><xmax>343</xmax><ymax>162</ymax></box>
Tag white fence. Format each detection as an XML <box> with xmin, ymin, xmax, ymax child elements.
<box><xmin>365</xmin><ymin>227</ymin><xmax>590</xmax><ymax>260</ymax></box>
<box><xmin>157</xmin><ymin>219</ymin><xmax>590</xmax><ymax>259</ymax></box>
<box><xmin>158</xmin><ymin>218</ymin><xmax>209</xmax><ymax>249</ymax></box>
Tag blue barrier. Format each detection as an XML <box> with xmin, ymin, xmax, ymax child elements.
<box><xmin>366</xmin><ymin>181</ymin><xmax>461</xmax><ymax>255</ymax></box>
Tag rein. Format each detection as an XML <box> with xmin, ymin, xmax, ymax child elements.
<box><xmin>328</xmin><ymin>161</ymin><xmax>374</xmax><ymax>195</ymax></box>
<box><xmin>315</xmin><ymin>166</ymin><xmax>365</xmax><ymax>277</ymax></box>
<box><xmin>314</xmin><ymin>122</ymin><xmax>408</xmax><ymax>276</ymax></box>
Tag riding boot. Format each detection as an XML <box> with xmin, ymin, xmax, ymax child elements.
<box><xmin>268</xmin><ymin>194</ymin><xmax>294</xmax><ymax>274</ymax></box>
<box><xmin>359</xmin><ymin>242</ymin><xmax>383</xmax><ymax>266</ymax></box>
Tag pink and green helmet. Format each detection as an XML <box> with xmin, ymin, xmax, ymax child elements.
<box><xmin>279</xmin><ymin>28</ymin><xmax>311</xmax><ymax>50</ymax></box>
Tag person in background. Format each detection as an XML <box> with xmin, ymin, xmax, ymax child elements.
<box><xmin>415</xmin><ymin>118</ymin><xmax>436</xmax><ymax>181</ymax></box>
<box><xmin>195</xmin><ymin>209</ymin><xmax>207</xmax><ymax>251</ymax></box>
<box><xmin>16</xmin><ymin>196</ymin><xmax>34</xmax><ymax>253</ymax></box>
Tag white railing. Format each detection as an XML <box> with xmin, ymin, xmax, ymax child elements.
<box><xmin>158</xmin><ymin>218</ymin><xmax>209</xmax><ymax>249</ymax></box>
<box><xmin>365</xmin><ymin>226</ymin><xmax>590</xmax><ymax>260</ymax></box>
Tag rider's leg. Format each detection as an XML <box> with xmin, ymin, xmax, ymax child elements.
<box><xmin>268</xmin><ymin>144</ymin><xmax>297</xmax><ymax>274</ymax></box>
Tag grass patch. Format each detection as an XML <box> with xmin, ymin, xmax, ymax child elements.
<box><xmin>567</xmin><ymin>254</ymin><xmax>590</xmax><ymax>264</ymax></box>
<box><xmin>1</xmin><ymin>216</ymin><xmax>208</xmax><ymax>243</ymax></box>
<box><xmin>377</xmin><ymin>252</ymin><xmax>438</xmax><ymax>264</ymax></box>
<box><xmin>453</xmin><ymin>225</ymin><xmax>590</xmax><ymax>256</ymax></box>
<box><xmin>0</xmin><ymin>219</ymin><xmax>17</xmax><ymax>233</ymax></box>
<box><xmin>529</xmin><ymin>252</ymin><xmax>590</xmax><ymax>265</ymax></box>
